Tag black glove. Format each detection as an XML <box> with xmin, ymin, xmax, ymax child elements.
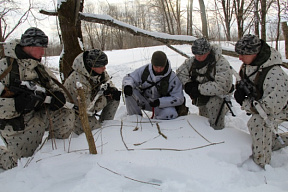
<box><xmin>184</xmin><ymin>81</ymin><xmax>199</xmax><ymax>95</ymax></box>
<box><xmin>149</xmin><ymin>99</ymin><xmax>160</xmax><ymax>107</ymax></box>
<box><xmin>234</xmin><ymin>88</ymin><xmax>246</xmax><ymax>106</ymax></box>
<box><xmin>104</xmin><ymin>86</ymin><xmax>122</xmax><ymax>101</ymax></box>
<box><xmin>112</xmin><ymin>90</ymin><xmax>121</xmax><ymax>101</ymax></box>
<box><xmin>189</xmin><ymin>86</ymin><xmax>201</xmax><ymax>99</ymax></box>
<box><xmin>15</xmin><ymin>91</ymin><xmax>45</xmax><ymax>114</ymax></box>
<box><xmin>15</xmin><ymin>92</ymin><xmax>34</xmax><ymax>114</ymax></box>
<box><xmin>49</xmin><ymin>91</ymin><xmax>66</xmax><ymax>111</ymax></box>
<box><xmin>124</xmin><ymin>85</ymin><xmax>133</xmax><ymax>96</ymax></box>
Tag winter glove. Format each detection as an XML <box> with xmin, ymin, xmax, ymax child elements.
<box><xmin>112</xmin><ymin>90</ymin><xmax>121</xmax><ymax>101</ymax></box>
<box><xmin>190</xmin><ymin>86</ymin><xmax>201</xmax><ymax>99</ymax></box>
<box><xmin>149</xmin><ymin>99</ymin><xmax>160</xmax><ymax>107</ymax></box>
<box><xmin>234</xmin><ymin>88</ymin><xmax>246</xmax><ymax>106</ymax></box>
<box><xmin>184</xmin><ymin>81</ymin><xmax>199</xmax><ymax>95</ymax></box>
<box><xmin>15</xmin><ymin>92</ymin><xmax>34</xmax><ymax>114</ymax></box>
<box><xmin>103</xmin><ymin>86</ymin><xmax>122</xmax><ymax>101</ymax></box>
<box><xmin>14</xmin><ymin>91</ymin><xmax>46</xmax><ymax>114</ymax></box>
<box><xmin>49</xmin><ymin>91</ymin><xmax>66</xmax><ymax>111</ymax></box>
<box><xmin>124</xmin><ymin>85</ymin><xmax>133</xmax><ymax>96</ymax></box>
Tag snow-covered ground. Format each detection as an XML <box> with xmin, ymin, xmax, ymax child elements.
<box><xmin>1</xmin><ymin>44</ymin><xmax>288</xmax><ymax>192</ymax></box>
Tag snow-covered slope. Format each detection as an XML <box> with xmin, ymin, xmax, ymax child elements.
<box><xmin>1</xmin><ymin>44</ymin><xmax>288</xmax><ymax>192</ymax></box>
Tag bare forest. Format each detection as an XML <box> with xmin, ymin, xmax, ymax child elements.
<box><xmin>1</xmin><ymin>0</ymin><xmax>288</xmax><ymax>79</ymax></box>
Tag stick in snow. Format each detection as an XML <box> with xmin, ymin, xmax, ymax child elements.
<box><xmin>76</xmin><ymin>82</ymin><xmax>97</xmax><ymax>154</ymax></box>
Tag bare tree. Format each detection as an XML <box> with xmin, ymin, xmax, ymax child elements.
<box><xmin>0</xmin><ymin>0</ymin><xmax>32</xmax><ymax>57</ymax></box>
<box><xmin>214</xmin><ymin>0</ymin><xmax>235</xmax><ymax>41</ymax></box>
<box><xmin>282</xmin><ymin>22</ymin><xmax>288</xmax><ymax>59</ymax></box>
<box><xmin>198</xmin><ymin>0</ymin><xmax>208</xmax><ymax>38</ymax></box>
<box><xmin>233</xmin><ymin>0</ymin><xmax>254</xmax><ymax>39</ymax></box>
<box><xmin>254</xmin><ymin>0</ymin><xmax>260</xmax><ymax>37</ymax></box>
<box><xmin>186</xmin><ymin>0</ymin><xmax>193</xmax><ymax>36</ymax></box>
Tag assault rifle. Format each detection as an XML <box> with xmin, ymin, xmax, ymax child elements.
<box><xmin>230</xmin><ymin>66</ymin><xmax>284</xmax><ymax>145</ymax></box>
<box><xmin>86</xmin><ymin>82</ymin><xmax>110</xmax><ymax>116</ymax></box>
<box><xmin>8</xmin><ymin>80</ymin><xmax>78</xmax><ymax>112</ymax></box>
<box><xmin>10</xmin><ymin>80</ymin><xmax>47</xmax><ymax>113</ymax></box>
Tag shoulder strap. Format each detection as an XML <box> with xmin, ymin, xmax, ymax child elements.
<box><xmin>141</xmin><ymin>65</ymin><xmax>150</xmax><ymax>83</ymax></box>
<box><xmin>9</xmin><ymin>58</ymin><xmax>20</xmax><ymax>86</ymax></box>
<box><xmin>254</xmin><ymin>65</ymin><xmax>279</xmax><ymax>100</ymax></box>
<box><xmin>0</xmin><ymin>58</ymin><xmax>14</xmax><ymax>81</ymax></box>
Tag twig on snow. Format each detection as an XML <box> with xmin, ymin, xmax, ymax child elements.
<box><xmin>97</xmin><ymin>163</ymin><xmax>161</xmax><ymax>186</ymax></box>
<box><xmin>134</xmin><ymin>135</ymin><xmax>160</xmax><ymax>146</ymax></box>
<box><xmin>156</xmin><ymin>123</ymin><xmax>167</xmax><ymax>139</ymax></box>
<box><xmin>133</xmin><ymin>141</ymin><xmax>224</xmax><ymax>151</ymax></box>
<box><xmin>187</xmin><ymin>120</ymin><xmax>211</xmax><ymax>143</ymax></box>
<box><xmin>120</xmin><ymin>120</ymin><xmax>133</xmax><ymax>151</ymax></box>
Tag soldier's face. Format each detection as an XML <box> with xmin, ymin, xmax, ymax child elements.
<box><xmin>238</xmin><ymin>54</ymin><xmax>257</xmax><ymax>64</ymax></box>
<box><xmin>23</xmin><ymin>46</ymin><xmax>45</xmax><ymax>59</ymax></box>
<box><xmin>92</xmin><ymin>66</ymin><xmax>106</xmax><ymax>74</ymax></box>
<box><xmin>195</xmin><ymin>52</ymin><xmax>210</xmax><ymax>62</ymax></box>
<box><xmin>152</xmin><ymin>65</ymin><xmax>165</xmax><ymax>74</ymax></box>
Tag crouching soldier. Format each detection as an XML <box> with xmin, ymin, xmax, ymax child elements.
<box><xmin>176</xmin><ymin>38</ymin><xmax>233</xmax><ymax>130</ymax></box>
<box><xmin>64</xmin><ymin>49</ymin><xmax>121</xmax><ymax>135</ymax></box>
<box><xmin>234</xmin><ymin>34</ymin><xmax>288</xmax><ymax>168</ymax></box>
<box><xmin>122</xmin><ymin>51</ymin><xmax>186</xmax><ymax>120</ymax></box>
<box><xmin>0</xmin><ymin>27</ymin><xmax>74</xmax><ymax>170</ymax></box>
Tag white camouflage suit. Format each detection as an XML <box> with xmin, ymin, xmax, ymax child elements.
<box><xmin>0</xmin><ymin>40</ymin><xmax>74</xmax><ymax>170</ymax></box>
<box><xmin>176</xmin><ymin>45</ymin><xmax>233</xmax><ymax>129</ymax></box>
<box><xmin>64</xmin><ymin>52</ymin><xmax>119</xmax><ymax>135</ymax></box>
<box><xmin>122</xmin><ymin>62</ymin><xmax>185</xmax><ymax>120</ymax></box>
<box><xmin>238</xmin><ymin>42</ymin><xmax>288</xmax><ymax>167</ymax></box>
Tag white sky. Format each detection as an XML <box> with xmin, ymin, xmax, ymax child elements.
<box><xmin>6</xmin><ymin>0</ymin><xmax>202</xmax><ymax>43</ymax></box>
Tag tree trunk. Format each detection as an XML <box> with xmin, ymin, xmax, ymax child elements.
<box><xmin>260</xmin><ymin>0</ymin><xmax>266</xmax><ymax>41</ymax></box>
<box><xmin>187</xmin><ymin>0</ymin><xmax>193</xmax><ymax>36</ymax></box>
<box><xmin>275</xmin><ymin>0</ymin><xmax>281</xmax><ymax>50</ymax></box>
<box><xmin>58</xmin><ymin>0</ymin><xmax>83</xmax><ymax>81</ymax></box>
<box><xmin>282</xmin><ymin>22</ymin><xmax>288</xmax><ymax>59</ymax></box>
<box><xmin>199</xmin><ymin>0</ymin><xmax>208</xmax><ymax>38</ymax></box>
<box><xmin>254</xmin><ymin>0</ymin><xmax>260</xmax><ymax>37</ymax></box>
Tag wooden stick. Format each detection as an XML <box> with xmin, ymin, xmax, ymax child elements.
<box><xmin>98</xmin><ymin>163</ymin><xmax>161</xmax><ymax>186</ymax></box>
<box><xmin>76</xmin><ymin>82</ymin><xmax>97</xmax><ymax>154</ymax></box>
<box><xmin>156</xmin><ymin>123</ymin><xmax>167</xmax><ymax>139</ymax></box>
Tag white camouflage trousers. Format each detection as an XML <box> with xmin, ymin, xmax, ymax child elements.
<box><xmin>247</xmin><ymin>114</ymin><xmax>288</xmax><ymax>167</ymax></box>
<box><xmin>125</xmin><ymin>89</ymin><xmax>178</xmax><ymax>120</ymax></box>
<box><xmin>198</xmin><ymin>96</ymin><xmax>228</xmax><ymax>130</ymax></box>
<box><xmin>0</xmin><ymin>108</ymin><xmax>74</xmax><ymax>170</ymax></box>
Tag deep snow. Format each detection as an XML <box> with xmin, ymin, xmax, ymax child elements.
<box><xmin>1</xmin><ymin>44</ymin><xmax>288</xmax><ymax>192</ymax></box>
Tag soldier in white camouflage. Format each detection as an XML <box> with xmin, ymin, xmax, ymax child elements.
<box><xmin>0</xmin><ymin>27</ymin><xmax>74</xmax><ymax>170</ymax></box>
<box><xmin>64</xmin><ymin>49</ymin><xmax>121</xmax><ymax>135</ymax></box>
<box><xmin>234</xmin><ymin>34</ymin><xmax>288</xmax><ymax>168</ymax></box>
<box><xmin>177</xmin><ymin>38</ymin><xmax>233</xmax><ymax>130</ymax></box>
<box><xmin>122</xmin><ymin>51</ymin><xmax>186</xmax><ymax>120</ymax></box>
